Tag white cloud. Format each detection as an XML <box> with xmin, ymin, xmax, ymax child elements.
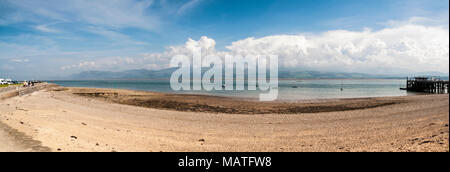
<box><xmin>5</xmin><ymin>0</ymin><xmax>159</xmax><ymax>30</ymax></box>
<box><xmin>85</xmin><ymin>26</ymin><xmax>147</xmax><ymax>45</ymax></box>
<box><xmin>61</xmin><ymin>61</ymin><xmax>96</xmax><ymax>70</ymax></box>
<box><xmin>59</xmin><ymin>18</ymin><xmax>449</xmax><ymax>75</ymax></box>
<box><xmin>35</xmin><ymin>24</ymin><xmax>61</xmax><ymax>33</ymax></box>
<box><xmin>224</xmin><ymin>24</ymin><xmax>449</xmax><ymax>74</ymax></box>
<box><xmin>59</xmin><ymin>36</ymin><xmax>216</xmax><ymax>71</ymax></box>
<box><xmin>177</xmin><ymin>0</ymin><xmax>203</xmax><ymax>15</ymax></box>
<box><xmin>10</xmin><ymin>58</ymin><xmax>29</xmax><ymax>63</ymax></box>
<box><xmin>384</xmin><ymin>16</ymin><xmax>449</xmax><ymax>28</ymax></box>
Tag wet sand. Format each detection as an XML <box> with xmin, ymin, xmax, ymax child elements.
<box><xmin>0</xmin><ymin>120</ymin><xmax>50</xmax><ymax>152</ymax></box>
<box><xmin>0</xmin><ymin>86</ymin><xmax>448</xmax><ymax>152</ymax></box>
<box><xmin>70</xmin><ymin>87</ymin><xmax>403</xmax><ymax>114</ymax></box>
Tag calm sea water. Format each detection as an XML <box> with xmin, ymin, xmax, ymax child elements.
<box><xmin>48</xmin><ymin>79</ymin><xmax>411</xmax><ymax>101</ymax></box>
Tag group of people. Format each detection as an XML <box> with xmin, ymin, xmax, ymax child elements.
<box><xmin>23</xmin><ymin>81</ymin><xmax>36</xmax><ymax>87</ymax></box>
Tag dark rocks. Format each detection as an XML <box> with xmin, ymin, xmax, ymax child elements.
<box><xmin>70</xmin><ymin>136</ymin><xmax>77</xmax><ymax>139</ymax></box>
<box><xmin>419</xmin><ymin>140</ymin><xmax>433</xmax><ymax>145</ymax></box>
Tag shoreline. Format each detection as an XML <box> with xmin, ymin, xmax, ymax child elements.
<box><xmin>47</xmin><ymin>78</ymin><xmax>411</xmax><ymax>102</ymax></box>
<box><xmin>1</xmin><ymin>84</ymin><xmax>448</xmax><ymax>152</ymax></box>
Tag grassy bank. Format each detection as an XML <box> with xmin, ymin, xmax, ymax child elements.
<box><xmin>0</xmin><ymin>84</ymin><xmax>22</xmax><ymax>88</ymax></box>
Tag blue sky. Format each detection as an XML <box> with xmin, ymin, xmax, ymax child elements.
<box><xmin>0</xmin><ymin>0</ymin><xmax>449</xmax><ymax>79</ymax></box>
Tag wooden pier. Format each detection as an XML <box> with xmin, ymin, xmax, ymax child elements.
<box><xmin>406</xmin><ymin>77</ymin><xmax>449</xmax><ymax>94</ymax></box>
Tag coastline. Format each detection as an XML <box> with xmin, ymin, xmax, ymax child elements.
<box><xmin>0</xmin><ymin>84</ymin><xmax>448</xmax><ymax>152</ymax></box>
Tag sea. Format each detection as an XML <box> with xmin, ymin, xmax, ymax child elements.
<box><xmin>47</xmin><ymin>79</ymin><xmax>415</xmax><ymax>101</ymax></box>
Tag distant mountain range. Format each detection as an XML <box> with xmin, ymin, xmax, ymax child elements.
<box><xmin>68</xmin><ymin>68</ymin><xmax>176</xmax><ymax>80</ymax></box>
<box><xmin>65</xmin><ymin>68</ymin><xmax>449</xmax><ymax>80</ymax></box>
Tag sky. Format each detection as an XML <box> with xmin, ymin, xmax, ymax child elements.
<box><xmin>0</xmin><ymin>0</ymin><xmax>449</xmax><ymax>79</ymax></box>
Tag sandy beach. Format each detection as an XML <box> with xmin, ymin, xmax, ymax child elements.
<box><xmin>0</xmin><ymin>84</ymin><xmax>448</xmax><ymax>152</ymax></box>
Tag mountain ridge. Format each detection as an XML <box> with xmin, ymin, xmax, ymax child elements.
<box><xmin>65</xmin><ymin>68</ymin><xmax>449</xmax><ymax>80</ymax></box>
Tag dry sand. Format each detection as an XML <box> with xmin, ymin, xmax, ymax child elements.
<box><xmin>0</xmin><ymin>86</ymin><xmax>448</xmax><ymax>152</ymax></box>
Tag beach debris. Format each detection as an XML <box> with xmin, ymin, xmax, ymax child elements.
<box><xmin>419</xmin><ymin>140</ymin><xmax>433</xmax><ymax>145</ymax></box>
<box><xmin>57</xmin><ymin>148</ymin><xmax>62</xmax><ymax>151</ymax></box>
<box><xmin>429</xmin><ymin>123</ymin><xmax>436</xmax><ymax>126</ymax></box>
<box><xmin>19</xmin><ymin>121</ymin><xmax>24</xmax><ymax>124</ymax></box>
<box><xmin>16</xmin><ymin>107</ymin><xmax>28</xmax><ymax>111</ymax></box>
<box><xmin>444</xmin><ymin>124</ymin><xmax>449</xmax><ymax>127</ymax></box>
<box><xmin>70</xmin><ymin>136</ymin><xmax>78</xmax><ymax>139</ymax></box>
<box><xmin>96</xmin><ymin>143</ymin><xmax>99</xmax><ymax>146</ymax></box>
<box><xmin>81</xmin><ymin>122</ymin><xmax>87</xmax><ymax>126</ymax></box>
<box><xmin>411</xmin><ymin>138</ymin><xmax>420</xmax><ymax>141</ymax></box>
<box><xmin>198</xmin><ymin>139</ymin><xmax>205</xmax><ymax>142</ymax></box>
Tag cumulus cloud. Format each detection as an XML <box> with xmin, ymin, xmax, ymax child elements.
<box><xmin>225</xmin><ymin>24</ymin><xmax>449</xmax><ymax>74</ymax></box>
<box><xmin>60</xmin><ymin>20</ymin><xmax>449</xmax><ymax>75</ymax></box>
<box><xmin>59</xmin><ymin>36</ymin><xmax>216</xmax><ymax>71</ymax></box>
<box><xmin>61</xmin><ymin>61</ymin><xmax>95</xmax><ymax>70</ymax></box>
